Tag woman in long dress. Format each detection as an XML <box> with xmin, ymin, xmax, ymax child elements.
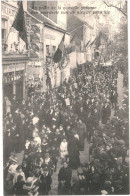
<box><xmin>5</xmin><ymin>97</ymin><xmax>11</xmax><ymax>115</ymax></box>
<box><xmin>60</xmin><ymin>138</ymin><xmax>68</xmax><ymax>163</ymax></box>
<box><xmin>68</xmin><ymin>134</ymin><xmax>80</xmax><ymax>169</ymax></box>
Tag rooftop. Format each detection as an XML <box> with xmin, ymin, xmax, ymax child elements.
<box><xmin>27</xmin><ymin>7</ymin><xmax>70</xmax><ymax>34</ymax></box>
<box><xmin>73</xmin><ymin>15</ymin><xmax>93</xmax><ymax>30</ymax></box>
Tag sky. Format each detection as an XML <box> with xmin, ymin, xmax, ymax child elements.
<box><xmin>65</xmin><ymin>0</ymin><xmax>126</xmax><ymax>30</ymax></box>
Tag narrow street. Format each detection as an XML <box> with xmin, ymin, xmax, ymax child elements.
<box><xmin>3</xmin><ymin>1</ymin><xmax>128</xmax><ymax>195</ymax></box>
<box><xmin>14</xmin><ymin>140</ymin><xmax>90</xmax><ymax>195</ymax></box>
<box><xmin>14</xmin><ymin>71</ymin><xmax>125</xmax><ymax>195</ymax></box>
<box><xmin>49</xmin><ymin>140</ymin><xmax>90</xmax><ymax>195</ymax></box>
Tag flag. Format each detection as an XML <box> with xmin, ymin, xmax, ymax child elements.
<box><xmin>53</xmin><ymin>34</ymin><xmax>65</xmax><ymax>63</ymax></box>
<box><xmin>95</xmin><ymin>35</ymin><xmax>101</xmax><ymax>49</ymax></box>
<box><xmin>12</xmin><ymin>1</ymin><xmax>28</xmax><ymax>48</ymax></box>
<box><xmin>101</xmin><ymin>32</ymin><xmax>108</xmax><ymax>42</ymax></box>
<box><xmin>95</xmin><ymin>31</ymin><xmax>108</xmax><ymax>49</ymax></box>
<box><xmin>67</xmin><ymin>33</ymin><xmax>76</xmax><ymax>54</ymax></box>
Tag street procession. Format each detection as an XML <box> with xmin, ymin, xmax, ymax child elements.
<box><xmin>2</xmin><ymin>1</ymin><xmax>129</xmax><ymax>195</ymax></box>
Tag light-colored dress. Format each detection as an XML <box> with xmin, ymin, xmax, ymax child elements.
<box><xmin>60</xmin><ymin>141</ymin><xmax>68</xmax><ymax>159</ymax></box>
<box><xmin>6</xmin><ymin>99</ymin><xmax>11</xmax><ymax>114</ymax></box>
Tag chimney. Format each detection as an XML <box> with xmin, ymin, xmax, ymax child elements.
<box><xmin>32</xmin><ymin>1</ymin><xmax>35</xmax><ymax>9</ymax></box>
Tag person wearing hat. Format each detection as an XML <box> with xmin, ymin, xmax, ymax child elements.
<box><xmin>102</xmin><ymin>103</ymin><xmax>111</xmax><ymax>124</ymax></box>
<box><xmin>19</xmin><ymin>99</ymin><xmax>26</xmax><ymax>115</ymax></box>
<box><xmin>39</xmin><ymin>167</ymin><xmax>52</xmax><ymax>195</ymax></box>
<box><xmin>4</xmin><ymin>97</ymin><xmax>11</xmax><ymax>115</ymax></box>
<box><xmin>13</xmin><ymin>165</ymin><xmax>25</xmax><ymax>185</ymax></box>
<box><xmin>53</xmin><ymin>128</ymin><xmax>62</xmax><ymax>147</ymax></box>
<box><xmin>68</xmin><ymin>131</ymin><xmax>80</xmax><ymax>170</ymax></box>
<box><xmin>28</xmin><ymin>84</ymin><xmax>35</xmax><ymax>98</ymax></box>
<box><xmin>58</xmin><ymin>161</ymin><xmax>72</xmax><ymax>195</ymax></box>
<box><xmin>6</xmin><ymin>157</ymin><xmax>18</xmax><ymax>181</ymax></box>
<box><xmin>50</xmin><ymin>145</ymin><xmax>59</xmax><ymax>172</ymax></box>
<box><xmin>33</xmin><ymin>132</ymin><xmax>41</xmax><ymax>148</ymax></box>
<box><xmin>5</xmin><ymin>157</ymin><xmax>18</xmax><ymax>194</ymax></box>
<box><xmin>42</xmin><ymin>153</ymin><xmax>54</xmax><ymax>176</ymax></box>
<box><xmin>77</xmin><ymin>119</ymin><xmax>86</xmax><ymax>151</ymax></box>
<box><xmin>78</xmin><ymin>106</ymin><xmax>87</xmax><ymax>125</ymax></box>
<box><xmin>11</xmin><ymin>94</ymin><xmax>18</xmax><ymax>115</ymax></box>
<box><xmin>17</xmin><ymin>117</ymin><xmax>27</xmax><ymax>152</ymax></box>
<box><xmin>14</xmin><ymin>175</ymin><xmax>25</xmax><ymax>195</ymax></box>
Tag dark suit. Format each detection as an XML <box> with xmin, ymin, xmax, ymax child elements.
<box><xmin>58</xmin><ymin>166</ymin><xmax>72</xmax><ymax>195</ymax></box>
<box><xmin>39</xmin><ymin>173</ymin><xmax>52</xmax><ymax>195</ymax></box>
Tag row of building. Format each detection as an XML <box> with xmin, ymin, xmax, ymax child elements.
<box><xmin>2</xmin><ymin>1</ymin><xmax>109</xmax><ymax>101</ymax></box>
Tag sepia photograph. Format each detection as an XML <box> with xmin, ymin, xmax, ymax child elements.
<box><xmin>2</xmin><ymin>0</ymin><xmax>129</xmax><ymax>195</ymax></box>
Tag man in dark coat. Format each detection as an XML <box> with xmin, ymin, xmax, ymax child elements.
<box><xmin>58</xmin><ymin>161</ymin><xmax>72</xmax><ymax>195</ymax></box>
<box><xmin>39</xmin><ymin>167</ymin><xmax>52</xmax><ymax>195</ymax></box>
<box><xmin>102</xmin><ymin>103</ymin><xmax>111</xmax><ymax>124</ymax></box>
<box><xmin>11</xmin><ymin>95</ymin><xmax>18</xmax><ymax>116</ymax></box>
<box><xmin>28</xmin><ymin>84</ymin><xmax>35</xmax><ymax>97</ymax></box>
<box><xmin>68</xmin><ymin>134</ymin><xmax>80</xmax><ymax>169</ymax></box>
<box><xmin>18</xmin><ymin>118</ymin><xmax>26</xmax><ymax>152</ymax></box>
<box><xmin>77</xmin><ymin>119</ymin><xmax>87</xmax><ymax>151</ymax></box>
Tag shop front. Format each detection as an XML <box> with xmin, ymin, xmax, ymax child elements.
<box><xmin>3</xmin><ymin>54</ymin><xmax>28</xmax><ymax>102</ymax></box>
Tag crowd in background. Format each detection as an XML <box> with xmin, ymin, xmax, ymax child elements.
<box><xmin>3</xmin><ymin>62</ymin><xmax>129</xmax><ymax>195</ymax></box>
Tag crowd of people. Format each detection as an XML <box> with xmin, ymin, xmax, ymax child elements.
<box><xmin>3</xmin><ymin>62</ymin><xmax>129</xmax><ymax>195</ymax></box>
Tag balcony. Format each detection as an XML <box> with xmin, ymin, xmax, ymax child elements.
<box><xmin>2</xmin><ymin>42</ymin><xmax>29</xmax><ymax>64</ymax></box>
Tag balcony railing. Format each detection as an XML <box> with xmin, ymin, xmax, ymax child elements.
<box><xmin>2</xmin><ymin>41</ymin><xmax>28</xmax><ymax>56</ymax></box>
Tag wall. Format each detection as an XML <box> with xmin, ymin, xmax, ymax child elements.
<box><xmin>77</xmin><ymin>52</ymin><xmax>85</xmax><ymax>65</ymax></box>
<box><xmin>56</xmin><ymin>1</ymin><xmax>67</xmax><ymax>30</ymax></box>
<box><xmin>69</xmin><ymin>51</ymin><xmax>77</xmax><ymax>69</ymax></box>
<box><xmin>44</xmin><ymin>26</ymin><xmax>70</xmax><ymax>63</ymax></box>
<box><xmin>6</xmin><ymin>1</ymin><xmax>27</xmax><ymax>11</ymax></box>
<box><xmin>27</xmin><ymin>1</ymin><xmax>67</xmax><ymax>30</ymax></box>
<box><xmin>26</xmin><ymin>13</ymin><xmax>46</xmax><ymax>92</ymax></box>
<box><xmin>44</xmin><ymin>26</ymin><xmax>70</xmax><ymax>89</ymax></box>
<box><xmin>1</xmin><ymin>1</ymin><xmax>27</xmax><ymax>53</ymax></box>
<box><xmin>67</xmin><ymin>14</ymin><xmax>83</xmax><ymax>45</ymax></box>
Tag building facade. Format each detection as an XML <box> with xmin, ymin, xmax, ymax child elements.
<box><xmin>67</xmin><ymin>14</ymin><xmax>94</xmax><ymax>63</ymax></box>
<box><xmin>2</xmin><ymin>1</ymin><xmax>28</xmax><ymax>102</ymax></box>
<box><xmin>27</xmin><ymin>8</ymin><xmax>70</xmax><ymax>91</ymax></box>
<box><xmin>27</xmin><ymin>1</ymin><xmax>67</xmax><ymax>30</ymax></box>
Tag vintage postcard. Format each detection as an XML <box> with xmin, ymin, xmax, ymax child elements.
<box><xmin>2</xmin><ymin>0</ymin><xmax>129</xmax><ymax>195</ymax></box>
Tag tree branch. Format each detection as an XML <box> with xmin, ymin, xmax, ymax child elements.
<box><xmin>103</xmin><ymin>1</ymin><xmax>127</xmax><ymax>17</ymax></box>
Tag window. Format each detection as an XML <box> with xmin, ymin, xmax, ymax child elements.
<box><xmin>2</xmin><ymin>18</ymin><xmax>7</xmax><ymax>44</ymax></box>
<box><xmin>53</xmin><ymin>46</ymin><xmax>56</xmax><ymax>54</ymax></box>
<box><xmin>2</xmin><ymin>29</ymin><xmax>6</xmax><ymax>42</ymax></box>
<box><xmin>46</xmin><ymin>45</ymin><xmax>50</xmax><ymax>56</ymax></box>
<box><xmin>40</xmin><ymin>43</ymin><xmax>43</xmax><ymax>51</ymax></box>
